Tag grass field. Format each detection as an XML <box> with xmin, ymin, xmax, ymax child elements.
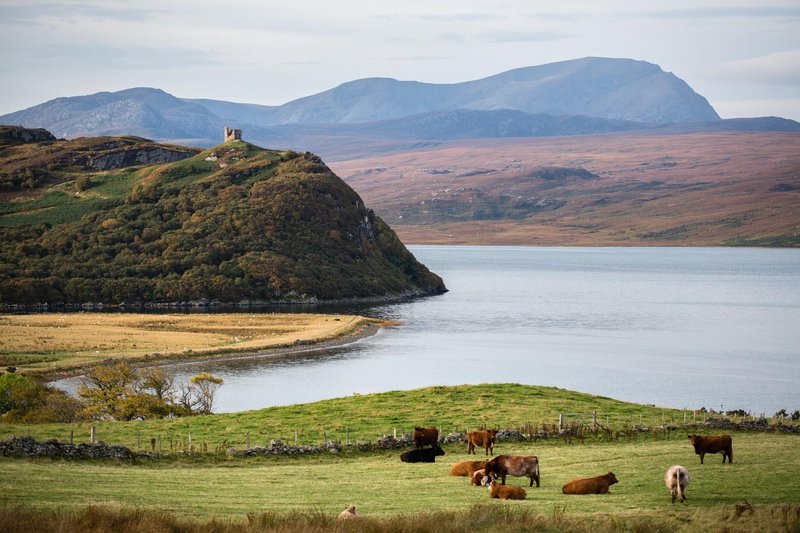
<box><xmin>1</xmin><ymin>384</ymin><xmax>799</xmax><ymax>531</ymax></box>
<box><xmin>0</xmin><ymin>312</ymin><xmax>376</xmax><ymax>373</ymax></box>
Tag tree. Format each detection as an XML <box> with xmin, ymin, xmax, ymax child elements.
<box><xmin>179</xmin><ymin>372</ymin><xmax>223</xmax><ymax>415</ymax></box>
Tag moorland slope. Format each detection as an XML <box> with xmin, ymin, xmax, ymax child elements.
<box><xmin>0</xmin><ymin>128</ymin><xmax>445</xmax><ymax>306</ymax></box>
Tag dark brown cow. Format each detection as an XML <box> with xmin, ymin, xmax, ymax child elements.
<box><xmin>413</xmin><ymin>427</ymin><xmax>439</xmax><ymax>448</ymax></box>
<box><xmin>400</xmin><ymin>444</ymin><xmax>445</xmax><ymax>463</ymax></box>
<box><xmin>687</xmin><ymin>434</ymin><xmax>733</xmax><ymax>464</ymax></box>
<box><xmin>449</xmin><ymin>460</ymin><xmax>486</xmax><ymax>477</ymax></box>
<box><xmin>488</xmin><ymin>479</ymin><xmax>526</xmax><ymax>500</ymax></box>
<box><xmin>467</xmin><ymin>429</ymin><xmax>499</xmax><ymax>455</ymax></box>
<box><xmin>484</xmin><ymin>455</ymin><xmax>540</xmax><ymax>487</ymax></box>
<box><xmin>562</xmin><ymin>472</ymin><xmax>618</xmax><ymax>494</ymax></box>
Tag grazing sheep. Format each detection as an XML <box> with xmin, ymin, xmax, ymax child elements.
<box><xmin>337</xmin><ymin>505</ymin><xmax>357</xmax><ymax>520</ymax></box>
<box><xmin>562</xmin><ymin>472</ymin><xmax>619</xmax><ymax>494</ymax></box>
<box><xmin>665</xmin><ymin>465</ymin><xmax>690</xmax><ymax>503</ymax></box>
<box><xmin>450</xmin><ymin>460</ymin><xmax>486</xmax><ymax>477</ymax></box>
<box><xmin>488</xmin><ymin>479</ymin><xmax>526</xmax><ymax>500</ymax></box>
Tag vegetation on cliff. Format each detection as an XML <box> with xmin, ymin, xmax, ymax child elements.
<box><xmin>0</xmin><ymin>129</ymin><xmax>446</xmax><ymax>305</ymax></box>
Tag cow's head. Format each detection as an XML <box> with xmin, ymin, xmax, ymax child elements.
<box><xmin>487</xmin><ymin>429</ymin><xmax>499</xmax><ymax>439</ymax></box>
<box><xmin>687</xmin><ymin>434</ymin><xmax>699</xmax><ymax>446</ymax></box>
<box><xmin>433</xmin><ymin>445</ymin><xmax>445</xmax><ymax>456</ymax></box>
<box><xmin>607</xmin><ymin>471</ymin><xmax>619</xmax><ymax>485</ymax></box>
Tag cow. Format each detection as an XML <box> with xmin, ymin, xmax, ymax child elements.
<box><xmin>488</xmin><ymin>479</ymin><xmax>526</xmax><ymax>500</ymax></box>
<box><xmin>664</xmin><ymin>465</ymin><xmax>690</xmax><ymax>503</ymax></box>
<box><xmin>413</xmin><ymin>427</ymin><xmax>439</xmax><ymax>448</ymax></box>
<box><xmin>562</xmin><ymin>472</ymin><xmax>619</xmax><ymax>494</ymax></box>
<box><xmin>471</xmin><ymin>469</ymin><xmax>496</xmax><ymax>486</ymax></box>
<box><xmin>484</xmin><ymin>455</ymin><xmax>540</xmax><ymax>487</ymax></box>
<box><xmin>450</xmin><ymin>460</ymin><xmax>486</xmax><ymax>477</ymax></box>
<box><xmin>467</xmin><ymin>429</ymin><xmax>499</xmax><ymax>455</ymax></box>
<box><xmin>687</xmin><ymin>434</ymin><xmax>733</xmax><ymax>464</ymax></box>
<box><xmin>400</xmin><ymin>444</ymin><xmax>445</xmax><ymax>463</ymax></box>
<box><xmin>337</xmin><ymin>505</ymin><xmax>357</xmax><ymax>520</ymax></box>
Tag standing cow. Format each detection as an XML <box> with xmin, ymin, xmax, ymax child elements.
<box><xmin>483</xmin><ymin>455</ymin><xmax>540</xmax><ymax>487</ymax></box>
<box><xmin>665</xmin><ymin>465</ymin><xmax>690</xmax><ymax>503</ymax></box>
<box><xmin>413</xmin><ymin>427</ymin><xmax>439</xmax><ymax>448</ymax></box>
<box><xmin>687</xmin><ymin>434</ymin><xmax>733</xmax><ymax>464</ymax></box>
<box><xmin>467</xmin><ymin>429</ymin><xmax>499</xmax><ymax>455</ymax></box>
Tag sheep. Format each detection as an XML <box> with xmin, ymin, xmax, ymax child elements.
<box><xmin>665</xmin><ymin>465</ymin><xmax>690</xmax><ymax>503</ymax></box>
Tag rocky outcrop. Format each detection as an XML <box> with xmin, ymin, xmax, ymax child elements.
<box><xmin>88</xmin><ymin>146</ymin><xmax>194</xmax><ymax>170</ymax></box>
<box><xmin>0</xmin><ymin>125</ymin><xmax>57</xmax><ymax>146</ymax></box>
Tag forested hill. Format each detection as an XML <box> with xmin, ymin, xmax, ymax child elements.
<box><xmin>0</xmin><ymin>128</ymin><xmax>446</xmax><ymax>306</ymax></box>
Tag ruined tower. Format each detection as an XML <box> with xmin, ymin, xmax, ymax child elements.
<box><xmin>224</xmin><ymin>127</ymin><xmax>242</xmax><ymax>143</ymax></box>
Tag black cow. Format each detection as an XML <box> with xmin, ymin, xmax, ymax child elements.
<box><xmin>400</xmin><ymin>444</ymin><xmax>445</xmax><ymax>463</ymax></box>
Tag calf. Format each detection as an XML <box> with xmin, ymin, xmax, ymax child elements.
<box><xmin>400</xmin><ymin>444</ymin><xmax>445</xmax><ymax>463</ymax></box>
<box><xmin>687</xmin><ymin>434</ymin><xmax>733</xmax><ymax>464</ymax></box>
<box><xmin>467</xmin><ymin>429</ymin><xmax>499</xmax><ymax>455</ymax></box>
<box><xmin>562</xmin><ymin>472</ymin><xmax>619</xmax><ymax>494</ymax></box>
<box><xmin>484</xmin><ymin>455</ymin><xmax>540</xmax><ymax>487</ymax></box>
<box><xmin>488</xmin><ymin>479</ymin><xmax>526</xmax><ymax>500</ymax></box>
<box><xmin>450</xmin><ymin>460</ymin><xmax>486</xmax><ymax>477</ymax></box>
<box><xmin>664</xmin><ymin>465</ymin><xmax>690</xmax><ymax>503</ymax></box>
<box><xmin>413</xmin><ymin>426</ymin><xmax>439</xmax><ymax>448</ymax></box>
<box><xmin>337</xmin><ymin>505</ymin><xmax>357</xmax><ymax>520</ymax></box>
<box><xmin>471</xmin><ymin>468</ymin><xmax>496</xmax><ymax>486</ymax></box>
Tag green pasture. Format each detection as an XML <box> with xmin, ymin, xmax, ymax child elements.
<box><xmin>0</xmin><ymin>384</ymin><xmax>703</xmax><ymax>450</ymax></box>
<box><xmin>1</xmin><ymin>433</ymin><xmax>798</xmax><ymax>520</ymax></box>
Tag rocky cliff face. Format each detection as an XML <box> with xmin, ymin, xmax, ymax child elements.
<box><xmin>0</xmin><ymin>125</ymin><xmax>57</xmax><ymax>146</ymax></box>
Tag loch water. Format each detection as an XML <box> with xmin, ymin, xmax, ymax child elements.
<box><xmin>162</xmin><ymin>246</ymin><xmax>800</xmax><ymax>415</ymax></box>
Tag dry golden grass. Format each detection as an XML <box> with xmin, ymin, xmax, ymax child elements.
<box><xmin>0</xmin><ymin>313</ymin><xmax>376</xmax><ymax>373</ymax></box>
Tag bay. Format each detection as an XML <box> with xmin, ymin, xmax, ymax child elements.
<box><xmin>165</xmin><ymin>246</ymin><xmax>800</xmax><ymax>415</ymax></box>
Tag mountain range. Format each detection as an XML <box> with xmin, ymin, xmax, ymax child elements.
<box><xmin>4</xmin><ymin>57</ymin><xmax>798</xmax><ymax>161</ymax></box>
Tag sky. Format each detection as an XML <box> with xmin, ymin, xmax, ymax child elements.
<box><xmin>1</xmin><ymin>0</ymin><xmax>799</xmax><ymax>120</ymax></box>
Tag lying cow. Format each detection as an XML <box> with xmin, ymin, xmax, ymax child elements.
<box><xmin>687</xmin><ymin>434</ymin><xmax>733</xmax><ymax>464</ymax></box>
<box><xmin>562</xmin><ymin>471</ymin><xmax>618</xmax><ymax>494</ymax></box>
<box><xmin>467</xmin><ymin>429</ymin><xmax>499</xmax><ymax>455</ymax></box>
<box><xmin>413</xmin><ymin>426</ymin><xmax>439</xmax><ymax>448</ymax></box>
<box><xmin>484</xmin><ymin>455</ymin><xmax>540</xmax><ymax>487</ymax></box>
<box><xmin>337</xmin><ymin>505</ymin><xmax>357</xmax><ymax>520</ymax></box>
<box><xmin>400</xmin><ymin>444</ymin><xmax>445</xmax><ymax>463</ymax></box>
<box><xmin>472</xmin><ymin>469</ymin><xmax>496</xmax><ymax>486</ymax></box>
<box><xmin>450</xmin><ymin>460</ymin><xmax>486</xmax><ymax>477</ymax></box>
<box><xmin>488</xmin><ymin>479</ymin><xmax>526</xmax><ymax>500</ymax></box>
<box><xmin>665</xmin><ymin>465</ymin><xmax>690</xmax><ymax>503</ymax></box>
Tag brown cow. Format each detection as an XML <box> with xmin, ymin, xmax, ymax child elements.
<box><xmin>687</xmin><ymin>434</ymin><xmax>733</xmax><ymax>464</ymax></box>
<box><xmin>488</xmin><ymin>479</ymin><xmax>526</xmax><ymax>500</ymax></box>
<box><xmin>467</xmin><ymin>429</ymin><xmax>499</xmax><ymax>455</ymax></box>
<box><xmin>471</xmin><ymin>469</ymin><xmax>496</xmax><ymax>486</ymax></box>
<box><xmin>562</xmin><ymin>472</ymin><xmax>619</xmax><ymax>494</ymax></box>
<box><xmin>413</xmin><ymin>427</ymin><xmax>439</xmax><ymax>448</ymax></box>
<box><xmin>484</xmin><ymin>455</ymin><xmax>540</xmax><ymax>487</ymax></box>
<box><xmin>337</xmin><ymin>505</ymin><xmax>357</xmax><ymax>520</ymax></box>
<box><xmin>450</xmin><ymin>460</ymin><xmax>486</xmax><ymax>477</ymax></box>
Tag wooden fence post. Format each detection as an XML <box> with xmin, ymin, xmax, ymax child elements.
<box><xmin>69</xmin><ymin>429</ymin><xmax>74</xmax><ymax>445</ymax></box>
<box><xmin>90</xmin><ymin>426</ymin><xmax>96</xmax><ymax>444</ymax></box>
<box><xmin>188</xmin><ymin>433</ymin><xmax>192</xmax><ymax>452</ymax></box>
<box><xmin>295</xmin><ymin>431</ymin><xmax>298</xmax><ymax>446</ymax></box>
<box><xmin>558</xmin><ymin>414</ymin><xmax>563</xmax><ymax>431</ymax></box>
<box><xmin>246</xmin><ymin>432</ymin><xmax>250</xmax><ymax>448</ymax></box>
<box><xmin>592</xmin><ymin>411</ymin><xmax>597</xmax><ymax>431</ymax></box>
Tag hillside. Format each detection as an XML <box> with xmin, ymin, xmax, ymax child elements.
<box><xmin>331</xmin><ymin>132</ymin><xmax>800</xmax><ymax>247</ymax></box>
<box><xmin>0</xmin><ymin>128</ymin><xmax>446</xmax><ymax>306</ymax></box>
<box><xmin>0</xmin><ymin>57</ymin><xmax>756</xmax><ymax>162</ymax></box>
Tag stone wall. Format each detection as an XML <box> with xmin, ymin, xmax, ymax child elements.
<box><xmin>0</xmin><ymin>437</ymin><xmax>132</xmax><ymax>460</ymax></box>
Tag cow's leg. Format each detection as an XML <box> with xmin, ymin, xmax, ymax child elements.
<box><xmin>700</xmin><ymin>453</ymin><xmax>704</xmax><ymax>464</ymax></box>
<box><xmin>501</xmin><ymin>474</ymin><xmax>507</xmax><ymax>485</ymax></box>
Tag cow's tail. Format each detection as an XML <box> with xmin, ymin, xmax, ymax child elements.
<box><xmin>536</xmin><ymin>460</ymin><xmax>541</xmax><ymax>487</ymax></box>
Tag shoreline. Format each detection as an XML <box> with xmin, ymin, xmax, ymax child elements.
<box><xmin>33</xmin><ymin>317</ymin><xmax>390</xmax><ymax>383</ymax></box>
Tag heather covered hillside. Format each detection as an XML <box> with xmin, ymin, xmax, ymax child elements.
<box><xmin>0</xmin><ymin>129</ymin><xmax>445</xmax><ymax>306</ymax></box>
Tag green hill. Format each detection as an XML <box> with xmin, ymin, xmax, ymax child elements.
<box><xmin>0</xmin><ymin>128</ymin><xmax>446</xmax><ymax>306</ymax></box>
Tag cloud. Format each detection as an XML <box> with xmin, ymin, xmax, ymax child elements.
<box><xmin>476</xmin><ymin>30</ymin><xmax>569</xmax><ymax>43</ymax></box>
<box><xmin>0</xmin><ymin>2</ymin><xmax>156</xmax><ymax>25</ymax></box>
<box><xmin>712</xmin><ymin>50</ymin><xmax>800</xmax><ymax>86</ymax></box>
<box><xmin>642</xmin><ymin>6</ymin><xmax>800</xmax><ymax>19</ymax></box>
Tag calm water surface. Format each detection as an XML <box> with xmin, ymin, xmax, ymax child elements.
<box><xmin>161</xmin><ymin>246</ymin><xmax>800</xmax><ymax>414</ymax></box>
<box><xmin>56</xmin><ymin>246</ymin><xmax>800</xmax><ymax>414</ymax></box>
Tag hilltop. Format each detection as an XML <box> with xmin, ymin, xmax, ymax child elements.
<box><xmin>9</xmin><ymin>57</ymin><xmax>799</xmax><ymax>162</ymax></box>
<box><xmin>0</xmin><ymin>128</ymin><xmax>446</xmax><ymax>307</ymax></box>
